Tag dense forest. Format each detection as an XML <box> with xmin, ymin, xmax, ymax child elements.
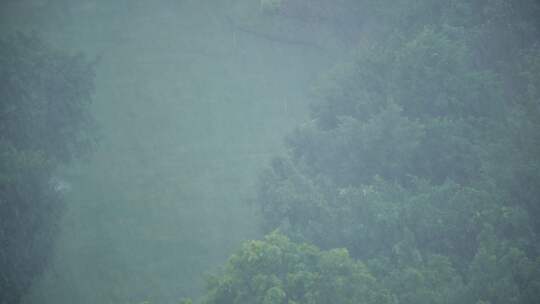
<box><xmin>1</xmin><ymin>0</ymin><xmax>540</xmax><ymax>304</ymax></box>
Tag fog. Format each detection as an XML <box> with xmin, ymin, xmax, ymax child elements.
<box><xmin>1</xmin><ymin>1</ymin><xmax>539</xmax><ymax>304</ymax></box>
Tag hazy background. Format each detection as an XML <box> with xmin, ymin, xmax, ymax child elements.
<box><xmin>1</xmin><ymin>1</ymin><xmax>349</xmax><ymax>302</ymax></box>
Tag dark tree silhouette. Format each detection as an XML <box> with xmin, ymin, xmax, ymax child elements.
<box><xmin>0</xmin><ymin>33</ymin><xmax>96</xmax><ymax>304</ymax></box>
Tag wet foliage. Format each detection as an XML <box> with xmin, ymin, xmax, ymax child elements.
<box><xmin>0</xmin><ymin>33</ymin><xmax>96</xmax><ymax>303</ymax></box>
<box><xmin>255</xmin><ymin>1</ymin><xmax>540</xmax><ymax>303</ymax></box>
<box><xmin>1</xmin><ymin>1</ymin><xmax>540</xmax><ymax>304</ymax></box>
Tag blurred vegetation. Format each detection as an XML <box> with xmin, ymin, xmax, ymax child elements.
<box><xmin>0</xmin><ymin>33</ymin><xmax>96</xmax><ymax>303</ymax></box>
<box><xmin>252</xmin><ymin>1</ymin><xmax>540</xmax><ymax>304</ymax></box>
<box><xmin>2</xmin><ymin>1</ymin><xmax>335</xmax><ymax>303</ymax></box>
<box><xmin>1</xmin><ymin>0</ymin><xmax>540</xmax><ymax>304</ymax></box>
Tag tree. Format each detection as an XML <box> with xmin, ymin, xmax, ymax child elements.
<box><xmin>0</xmin><ymin>32</ymin><xmax>96</xmax><ymax>304</ymax></box>
<box><xmin>202</xmin><ymin>232</ymin><xmax>394</xmax><ymax>304</ymax></box>
<box><xmin>254</xmin><ymin>0</ymin><xmax>540</xmax><ymax>303</ymax></box>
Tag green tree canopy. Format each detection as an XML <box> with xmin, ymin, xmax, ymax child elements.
<box><xmin>203</xmin><ymin>232</ymin><xmax>394</xmax><ymax>304</ymax></box>
<box><xmin>253</xmin><ymin>1</ymin><xmax>540</xmax><ymax>303</ymax></box>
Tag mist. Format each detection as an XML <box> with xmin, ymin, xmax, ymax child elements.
<box><xmin>1</xmin><ymin>1</ymin><xmax>540</xmax><ymax>304</ymax></box>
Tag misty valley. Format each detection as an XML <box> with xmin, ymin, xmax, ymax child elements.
<box><xmin>1</xmin><ymin>1</ymin><xmax>540</xmax><ymax>304</ymax></box>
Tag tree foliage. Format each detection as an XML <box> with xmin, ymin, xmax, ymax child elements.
<box><xmin>203</xmin><ymin>232</ymin><xmax>394</xmax><ymax>304</ymax></box>
<box><xmin>0</xmin><ymin>33</ymin><xmax>95</xmax><ymax>304</ymax></box>
<box><xmin>248</xmin><ymin>0</ymin><xmax>540</xmax><ymax>303</ymax></box>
